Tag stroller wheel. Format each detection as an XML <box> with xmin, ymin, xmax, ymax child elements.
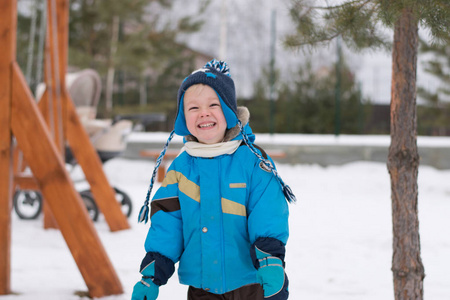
<box><xmin>13</xmin><ymin>190</ymin><xmax>43</xmax><ymax>220</ymax></box>
<box><xmin>79</xmin><ymin>191</ymin><xmax>99</xmax><ymax>222</ymax></box>
<box><xmin>113</xmin><ymin>187</ymin><xmax>133</xmax><ymax>218</ymax></box>
<box><xmin>79</xmin><ymin>188</ymin><xmax>132</xmax><ymax>220</ymax></box>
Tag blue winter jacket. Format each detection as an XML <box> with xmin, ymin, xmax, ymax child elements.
<box><xmin>144</xmin><ymin>125</ymin><xmax>289</xmax><ymax>294</ymax></box>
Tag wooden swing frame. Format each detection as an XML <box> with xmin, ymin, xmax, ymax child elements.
<box><xmin>1</xmin><ymin>0</ymin><xmax>129</xmax><ymax>297</ymax></box>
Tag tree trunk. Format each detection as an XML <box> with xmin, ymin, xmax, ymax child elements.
<box><xmin>388</xmin><ymin>8</ymin><xmax>425</xmax><ymax>300</ymax></box>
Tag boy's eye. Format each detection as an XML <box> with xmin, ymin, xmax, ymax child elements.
<box><xmin>188</xmin><ymin>106</ymin><xmax>198</xmax><ymax>111</ymax></box>
<box><xmin>210</xmin><ymin>103</ymin><xmax>220</xmax><ymax>107</ymax></box>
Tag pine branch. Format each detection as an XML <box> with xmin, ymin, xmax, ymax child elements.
<box><xmin>301</xmin><ymin>0</ymin><xmax>371</xmax><ymax>11</ymax></box>
<box><xmin>285</xmin><ymin>32</ymin><xmax>341</xmax><ymax>48</ymax></box>
<box><xmin>286</xmin><ymin>0</ymin><xmax>389</xmax><ymax>50</ymax></box>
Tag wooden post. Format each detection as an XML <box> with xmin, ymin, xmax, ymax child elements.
<box><xmin>34</xmin><ymin>93</ymin><xmax>60</xmax><ymax>229</ymax></box>
<box><xmin>1</xmin><ymin>0</ymin><xmax>124</xmax><ymax>296</ymax></box>
<box><xmin>38</xmin><ymin>0</ymin><xmax>67</xmax><ymax>229</ymax></box>
<box><xmin>11</xmin><ymin>63</ymin><xmax>123</xmax><ymax>297</ymax></box>
<box><xmin>0</xmin><ymin>0</ymin><xmax>15</xmax><ymax>295</ymax></box>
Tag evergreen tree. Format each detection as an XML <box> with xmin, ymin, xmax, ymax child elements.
<box><xmin>285</xmin><ymin>1</ymin><xmax>450</xmax><ymax>299</ymax></box>
<box><xmin>417</xmin><ymin>40</ymin><xmax>450</xmax><ymax>135</ymax></box>
<box><xmin>246</xmin><ymin>62</ymin><xmax>367</xmax><ymax>134</ymax></box>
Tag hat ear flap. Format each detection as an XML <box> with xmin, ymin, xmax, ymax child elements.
<box><xmin>217</xmin><ymin>94</ymin><xmax>238</xmax><ymax>129</ymax></box>
<box><xmin>174</xmin><ymin>95</ymin><xmax>191</xmax><ymax>136</ymax></box>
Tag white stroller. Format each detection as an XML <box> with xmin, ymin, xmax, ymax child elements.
<box><xmin>13</xmin><ymin>69</ymin><xmax>133</xmax><ymax>221</ymax></box>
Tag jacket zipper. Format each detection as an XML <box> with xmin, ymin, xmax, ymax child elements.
<box><xmin>219</xmin><ymin>161</ymin><xmax>226</xmax><ymax>291</ymax></box>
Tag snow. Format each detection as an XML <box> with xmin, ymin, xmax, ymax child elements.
<box><xmin>3</xmin><ymin>142</ymin><xmax>450</xmax><ymax>299</ymax></box>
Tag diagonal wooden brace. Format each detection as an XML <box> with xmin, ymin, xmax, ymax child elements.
<box><xmin>65</xmin><ymin>93</ymin><xmax>130</xmax><ymax>231</ymax></box>
<box><xmin>11</xmin><ymin>63</ymin><xmax>123</xmax><ymax>297</ymax></box>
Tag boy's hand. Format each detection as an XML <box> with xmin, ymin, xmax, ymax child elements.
<box><xmin>256</xmin><ymin>253</ymin><xmax>289</xmax><ymax>299</ymax></box>
<box><xmin>131</xmin><ymin>261</ymin><xmax>159</xmax><ymax>300</ymax></box>
<box><xmin>131</xmin><ymin>277</ymin><xmax>159</xmax><ymax>300</ymax></box>
<box><xmin>251</xmin><ymin>238</ymin><xmax>289</xmax><ymax>300</ymax></box>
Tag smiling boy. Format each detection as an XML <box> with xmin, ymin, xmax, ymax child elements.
<box><xmin>132</xmin><ymin>60</ymin><xmax>294</xmax><ymax>300</ymax></box>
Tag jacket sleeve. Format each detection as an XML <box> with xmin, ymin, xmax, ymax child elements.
<box><xmin>144</xmin><ymin>162</ymin><xmax>184</xmax><ymax>264</ymax></box>
<box><xmin>139</xmin><ymin>251</ymin><xmax>175</xmax><ymax>286</ymax></box>
<box><xmin>246</xmin><ymin>155</ymin><xmax>289</xmax><ymax>246</ymax></box>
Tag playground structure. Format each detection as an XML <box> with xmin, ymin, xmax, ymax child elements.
<box><xmin>1</xmin><ymin>0</ymin><xmax>129</xmax><ymax>297</ymax></box>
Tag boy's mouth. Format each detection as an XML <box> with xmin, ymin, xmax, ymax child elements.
<box><xmin>198</xmin><ymin>122</ymin><xmax>216</xmax><ymax>129</ymax></box>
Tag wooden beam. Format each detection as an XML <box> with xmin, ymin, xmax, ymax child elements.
<box><xmin>45</xmin><ymin>0</ymin><xmax>66</xmax><ymax>151</ymax></box>
<box><xmin>13</xmin><ymin>175</ymin><xmax>39</xmax><ymax>191</ymax></box>
<box><xmin>65</xmin><ymin>98</ymin><xmax>131</xmax><ymax>231</ymax></box>
<box><xmin>11</xmin><ymin>63</ymin><xmax>123</xmax><ymax>297</ymax></box>
<box><xmin>40</xmin><ymin>0</ymin><xmax>66</xmax><ymax>229</ymax></box>
<box><xmin>54</xmin><ymin>0</ymin><xmax>68</xmax><ymax>83</ymax></box>
<box><xmin>0</xmin><ymin>0</ymin><xmax>16</xmax><ymax>294</ymax></box>
<box><xmin>38</xmin><ymin>90</ymin><xmax>59</xmax><ymax>229</ymax></box>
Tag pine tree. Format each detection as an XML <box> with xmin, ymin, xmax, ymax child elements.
<box><xmin>418</xmin><ymin>41</ymin><xmax>450</xmax><ymax>135</ymax></box>
<box><xmin>285</xmin><ymin>1</ymin><xmax>450</xmax><ymax>299</ymax></box>
<box><xmin>247</xmin><ymin>62</ymin><xmax>367</xmax><ymax>134</ymax></box>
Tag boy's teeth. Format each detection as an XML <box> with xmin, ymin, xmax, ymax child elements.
<box><xmin>199</xmin><ymin>123</ymin><xmax>214</xmax><ymax>128</ymax></box>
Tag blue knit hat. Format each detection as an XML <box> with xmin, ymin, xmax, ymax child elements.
<box><xmin>174</xmin><ymin>59</ymin><xmax>238</xmax><ymax>136</ymax></box>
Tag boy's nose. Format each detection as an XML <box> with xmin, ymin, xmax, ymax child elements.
<box><xmin>199</xmin><ymin>108</ymin><xmax>210</xmax><ymax>117</ymax></box>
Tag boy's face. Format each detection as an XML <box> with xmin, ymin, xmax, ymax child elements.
<box><xmin>184</xmin><ymin>85</ymin><xmax>227</xmax><ymax>144</ymax></box>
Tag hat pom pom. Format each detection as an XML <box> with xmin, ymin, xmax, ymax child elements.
<box><xmin>205</xmin><ymin>59</ymin><xmax>231</xmax><ymax>77</ymax></box>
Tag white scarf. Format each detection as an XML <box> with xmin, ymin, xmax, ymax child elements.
<box><xmin>182</xmin><ymin>140</ymin><xmax>241</xmax><ymax>158</ymax></box>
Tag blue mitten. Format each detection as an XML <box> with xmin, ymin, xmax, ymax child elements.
<box><xmin>131</xmin><ymin>261</ymin><xmax>159</xmax><ymax>300</ymax></box>
<box><xmin>252</xmin><ymin>238</ymin><xmax>289</xmax><ymax>299</ymax></box>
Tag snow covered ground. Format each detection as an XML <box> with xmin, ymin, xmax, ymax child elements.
<box><xmin>3</xmin><ymin>155</ymin><xmax>450</xmax><ymax>299</ymax></box>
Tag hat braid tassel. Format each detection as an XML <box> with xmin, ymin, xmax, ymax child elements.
<box><xmin>138</xmin><ymin>130</ymin><xmax>176</xmax><ymax>223</ymax></box>
<box><xmin>238</xmin><ymin>121</ymin><xmax>297</xmax><ymax>203</ymax></box>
